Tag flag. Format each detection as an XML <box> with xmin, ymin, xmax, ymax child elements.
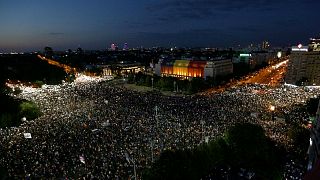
<box><xmin>83</xmin><ymin>123</ymin><xmax>88</xmax><ymax>128</ymax></box>
<box><xmin>104</xmin><ymin>100</ymin><xmax>108</xmax><ymax>104</ymax></box>
<box><xmin>24</xmin><ymin>133</ymin><xmax>32</xmax><ymax>139</ymax></box>
<box><xmin>79</xmin><ymin>155</ymin><xmax>85</xmax><ymax>164</ymax></box>
<box><xmin>125</xmin><ymin>153</ymin><xmax>130</xmax><ymax>163</ymax></box>
<box><xmin>102</xmin><ymin>120</ymin><xmax>110</xmax><ymax>127</ymax></box>
<box><xmin>205</xmin><ymin>136</ymin><xmax>209</xmax><ymax>143</ymax></box>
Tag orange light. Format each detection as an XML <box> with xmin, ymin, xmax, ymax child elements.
<box><xmin>270</xmin><ymin>105</ymin><xmax>275</xmax><ymax>111</ymax></box>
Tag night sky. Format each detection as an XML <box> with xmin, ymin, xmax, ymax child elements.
<box><xmin>0</xmin><ymin>0</ymin><xmax>319</xmax><ymax>52</ymax></box>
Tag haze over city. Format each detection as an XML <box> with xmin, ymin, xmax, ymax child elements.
<box><xmin>1</xmin><ymin>0</ymin><xmax>320</xmax><ymax>52</ymax></box>
<box><xmin>2</xmin><ymin>0</ymin><xmax>320</xmax><ymax>179</ymax></box>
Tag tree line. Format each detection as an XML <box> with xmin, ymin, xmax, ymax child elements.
<box><xmin>126</xmin><ymin>72</ymin><xmax>233</xmax><ymax>94</ymax></box>
<box><xmin>143</xmin><ymin>123</ymin><xmax>285</xmax><ymax>180</ymax></box>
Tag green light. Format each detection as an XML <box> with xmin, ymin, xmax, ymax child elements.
<box><xmin>240</xmin><ymin>54</ymin><xmax>251</xmax><ymax>57</ymax></box>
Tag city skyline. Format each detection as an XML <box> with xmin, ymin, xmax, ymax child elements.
<box><xmin>0</xmin><ymin>0</ymin><xmax>320</xmax><ymax>52</ymax></box>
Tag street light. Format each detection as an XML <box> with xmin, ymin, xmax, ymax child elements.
<box><xmin>270</xmin><ymin>105</ymin><xmax>275</xmax><ymax>111</ymax></box>
<box><xmin>125</xmin><ymin>153</ymin><xmax>137</xmax><ymax>180</ymax></box>
<box><xmin>270</xmin><ymin>105</ymin><xmax>275</xmax><ymax>120</ymax></box>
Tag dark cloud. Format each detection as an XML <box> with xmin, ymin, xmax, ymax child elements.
<box><xmin>123</xmin><ymin>20</ymin><xmax>156</xmax><ymax>29</ymax></box>
<box><xmin>234</xmin><ymin>26</ymin><xmax>263</xmax><ymax>33</ymax></box>
<box><xmin>156</xmin><ymin>10</ymin><xmax>209</xmax><ymax>22</ymax></box>
<box><xmin>133</xmin><ymin>28</ymin><xmax>235</xmax><ymax>47</ymax></box>
<box><xmin>147</xmin><ymin>0</ymin><xmax>297</xmax><ymax>12</ymax></box>
<box><xmin>48</xmin><ymin>32</ymin><xmax>64</xmax><ymax>36</ymax></box>
<box><xmin>146</xmin><ymin>0</ymin><xmax>299</xmax><ymax>22</ymax></box>
<box><xmin>136</xmin><ymin>28</ymin><xmax>229</xmax><ymax>38</ymax></box>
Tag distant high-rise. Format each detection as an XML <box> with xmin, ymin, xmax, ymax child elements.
<box><xmin>123</xmin><ymin>43</ymin><xmax>128</xmax><ymax>51</ymax></box>
<box><xmin>262</xmin><ymin>41</ymin><xmax>270</xmax><ymax>50</ymax></box>
<box><xmin>110</xmin><ymin>43</ymin><xmax>117</xmax><ymax>51</ymax></box>
<box><xmin>285</xmin><ymin>42</ymin><xmax>320</xmax><ymax>85</ymax></box>
<box><xmin>44</xmin><ymin>46</ymin><xmax>53</xmax><ymax>58</ymax></box>
<box><xmin>309</xmin><ymin>37</ymin><xmax>320</xmax><ymax>51</ymax></box>
<box><xmin>76</xmin><ymin>47</ymin><xmax>83</xmax><ymax>54</ymax></box>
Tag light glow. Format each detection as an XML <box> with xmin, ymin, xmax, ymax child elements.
<box><xmin>240</xmin><ymin>53</ymin><xmax>251</xmax><ymax>57</ymax></box>
<box><xmin>270</xmin><ymin>105</ymin><xmax>275</xmax><ymax>111</ymax></box>
<box><xmin>277</xmin><ymin>51</ymin><xmax>282</xmax><ymax>58</ymax></box>
<box><xmin>292</xmin><ymin>46</ymin><xmax>308</xmax><ymax>52</ymax></box>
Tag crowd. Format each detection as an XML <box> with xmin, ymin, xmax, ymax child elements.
<box><xmin>0</xmin><ymin>77</ymin><xmax>319</xmax><ymax>179</ymax></box>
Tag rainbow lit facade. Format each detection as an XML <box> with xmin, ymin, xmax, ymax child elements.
<box><xmin>160</xmin><ymin>60</ymin><xmax>208</xmax><ymax>78</ymax></box>
<box><xmin>156</xmin><ymin>59</ymin><xmax>233</xmax><ymax>79</ymax></box>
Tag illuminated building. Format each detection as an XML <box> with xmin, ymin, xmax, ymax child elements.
<box><xmin>110</xmin><ymin>43</ymin><xmax>117</xmax><ymax>51</ymax></box>
<box><xmin>123</xmin><ymin>43</ymin><xmax>129</xmax><ymax>51</ymax></box>
<box><xmin>285</xmin><ymin>44</ymin><xmax>320</xmax><ymax>85</ymax></box>
<box><xmin>262</xmin><ymin>41</ymin><xmax>270</xmax><ymax>50</ymax></box>
<box><xmin>239</xmin><ymin>53</ymin><xmax>252</xmax><ymax>63</ymax></box>
<box><xmin>101</xmin><ymin>62</ymin><xmax>144</xmax><ymax>76</ymax></box>
<box><xmin>234</xmin><ymin>49</ymin><xmax>279</xmax><ymax>67</ymax></box>
<box><xmin>234</xmin><ymin>53</ymin><xmax>263</xmax><ymax>69</ymax></box>
<box><xmin>155</xmin><ymin>59</ymin><xmax>233</xmax><ymax>79</ymax></box>
<box><xmin>204</xmin><ymin>59</ymin><xmax>233</xmax><ymax>78</ymax></box>
<box><xmin>309</xmin><ymin>37</ymin><xmax>320</xmax><ymax>51</ymax></box>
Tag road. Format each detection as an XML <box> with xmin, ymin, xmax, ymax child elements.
<box><xmin>202</xmin><ymin>59</ymin><xmax>289</xmax><ymax>95</ymax></box>
<box><xmin>37</xmin><ymin>55</ymin><xmax>77</xmax><ymax>74</ymax></box>
<box><xmin>241</xmin><ymin>59</ymin><xmax>288</xmax><ymax>87</ymax></box>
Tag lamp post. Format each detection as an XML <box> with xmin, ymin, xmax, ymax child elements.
<box><xmin>150</xmin><ymin>139</ymin><xmax>154</xmax><ymax>163</ymax></box>
<box><xmin>125</xmin><ymin>153</ymin><xmax>137</xmax><ymax>180</ymax></box>
<box><xmin>270</xmin><ymin>105</ymin><xmax>275</xmax><ymax>120</ymax></box>
<box><xmin>151</xmin><ymin>77</ymin><xmax>154</xmax><ymax>90</ymax></box>
<box><xmin>201</xmin><ymin>120</ymin><xmax>205</xmax><ymax>142</ymax></box>
<box><xmin>155</xmin><ymin>106</ymin><xmax>158</xmax><ymax>129</ymax></box>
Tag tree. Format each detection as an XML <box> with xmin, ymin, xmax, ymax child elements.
<box><xmin>0</xmin><ymin>166</ymin><xmax>9</xmax><ymax>180</ymax></box>
<box><xmin>189</xmin><ymin>77</ymin><xmax>207</xmax><ymax>93</ymax></box>
<box><xmin>143</xmin><ymin>123</ymin><xmax>284</xmax><ymax>180</ymax></box>
<box><xmin>135</xmin><ymin>71</ymin><xmax>144</xmax><ymax>84</ymax></box>
<box><xmin>288</xmin><ymin>123</ymin><xmax>310</xmax><ymax>156</ymax></box>
<box><xmin>306</xmin><ymin>97</ymin><xmax>319</xmax><ymax>116</ymax></box>
<box><xmin>233</xmin><ymin>62</ymin><xmax>250</xmax><ymax>77</ymax></box>
<box><xmin>44</xmin><ymin>46</ymin><xmax>53</xmax><ymax>58</ymax></box>
<box><xmin>152</xmin><ymin>149</ymin><xmax>194</xmax><ymax>180</ymax></box>
<box><xmin>0</xmin><ymin>113</ymin><xmax>14</xmax><ymax>128</ymax></box>
<box><xmin>127</xmin><ymin>74</ymin><xmax>135</xmax><ymax>84</ymax></box>
<box><xmin>0</xmin><ymin>65</ymin><xmax>9</xmax><ymax>95</ymax></box>
<box><xmin>0</xmin><ymin>85</ymin><xmax>12</xmax><ymax>95</ymax></box>
<box><xmin>296</xmin><ymin>77</ymin><xmax>309</xmax><ymax>86</ymax></box>
<box><xmin>226</xmin><ymin>123</ymin><xmax>267</xmax><ymax>163</ymax></box>
<box><xmin>205</xmin><ymin>76</ymin><xmax>215</xmax><ymax>87</ymax></box>
<box><xmin>225</xmin><ymin>123</ymin><xmax>283</xmax><ymax>178</ymax></box>
<box><xmin>19</xmin><ymin>101</ymin><xmax>41</xmax><ymax>120</ymax></box>
<box><xmin>143</xmin><ymin>123</ymin><xmax>282</xmax><ymax>179</ymax></box>
<box><xmin>145</xmin><ymin>75</ymin><xmax>152</xmax><ymax>87</ymax></box>
<box><xmin>34</xmin><ymin>80</ymin><xmax>44</xmax><ymax>88</ymax></box>
<box><xmin>156</xmin><ymin>77</ymin><xmax>174</xmax><ymax>91</ymax></box>
<box><xmin>86</xmin><ymin>67</ymin><xmax>103</xmax><ymax>76</ymax></box>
